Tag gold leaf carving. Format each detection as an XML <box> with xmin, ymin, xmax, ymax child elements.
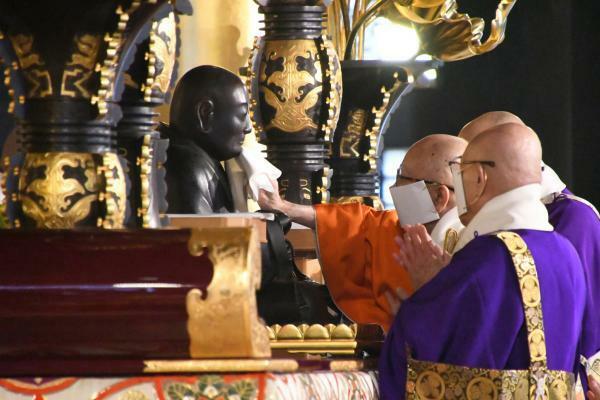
<box><xmin>10</xmin><ymin>34</ymin><xmax>42</xmax><ymax>69</ymax></box>
<box><xmin>19</xmin><ymin>153</ymin><xmax>99</xmax><ymax>229</ymax></box>
<box><xmin>186</xmin><ymin>227</ymin><xmax>270</xmax><ymax>359</ymax></box>
<box><xmin>145</xmin><ymin>12</ymin><xmax>177</xmax><ymax>100</ymax></box>
<box><xmin>261</xmin><ymin>40</ymin><xmax>322</xmax><ymax>133</ymax></box>
<box><xmin>340</xmin><ymin>108</ymin><xmax>367</xmax><ymax>158</ymax></box>
<box><xmin>61</xmin><ymin>34</ymin><xmax>101</xmax><ymax>98</ymax></box>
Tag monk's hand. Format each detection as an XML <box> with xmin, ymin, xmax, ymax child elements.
<box><xmin>384</xmin><ymin>287</ymin><xmax>410</xmax><ymax>316</ymax></box>
<box><xmin>394</xmin><ymin>224</ymin><xmax>451</xmax><ymax>291</ymax></box>
<box><xmin>588</xmin><ymin>375</ymin><xmax>600</xmax><ymax>400</ymax></box>
<box><xmin>257</xmin><ymin>178</ymin><xmax>283</xmax><ymax>211</ymax></box>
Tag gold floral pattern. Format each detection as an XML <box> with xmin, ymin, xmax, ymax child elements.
<box><xmin>165</xmin><ymin>376</ymin><xmax>258</xmax><ymax>400</ymax></box>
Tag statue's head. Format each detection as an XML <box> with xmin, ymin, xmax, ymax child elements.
<box><xmin>169</xmin><ymin>65</ymin><xmax>252</xmax><ymax>161</ymax></box>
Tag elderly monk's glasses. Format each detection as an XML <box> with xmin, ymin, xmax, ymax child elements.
<box><xmin>394</xmin><ymin>167</ymin><xmax>455</xmax><ymax>191</ymax></box>
<box><xmin>448</xmin><ymin>157</ymin><xmax>496</xmax><ymax>173</ymax></box>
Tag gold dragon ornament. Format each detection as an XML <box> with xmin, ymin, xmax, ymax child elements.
<box><xmin>260</xmin><ymin>40</ymin><xmax>323</xmax><ymax>133</ymax></box>
<box><xmin>19</xmin><ymin>152</ymin><xmax>126</xmax><ymax>229</ymax></box>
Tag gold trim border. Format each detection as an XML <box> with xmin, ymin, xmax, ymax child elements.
<box><xmin>143</xmin><ymin>359</ymin><xmax>298</xmax><ymax>374</ymax></box>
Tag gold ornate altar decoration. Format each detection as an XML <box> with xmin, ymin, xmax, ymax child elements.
<box><xmin>268</xmin><ymin>323</ymin><xmax>357</xmax><ymax>355</ymax></box>
<box><xmin>320</xmin><ymin>0</ymin><xmax>517</xmax><ymax>207</ymax></box>
<box><xmin>186</xmin><ymin>227</ymin><xmax>271</xmax><ymax>359</ymax></box>
<box><xmin>406</xmin><ymin>232</ymin><xmax>575</xmax><ymax>400</ymax></box>
<box><xmin>0</xmin><ymin>1</ymin><xmax>189</xmax><ymax>229</ymax></box>
<box><xmin>328</xmin><ymin>0</ymin><xmax>517</xmax><ymax>62</ymax></box>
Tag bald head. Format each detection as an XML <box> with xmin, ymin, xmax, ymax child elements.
<box><xmin>466</xmin><ymin>123</ymin><xmax>542</xmax><ymax>194</ymax></box>
<box><xmin>402</xmin><ymin>134</ymin><xmax>468</xmax><ymax>186</ymax></box>
<box><xmin>458</xmin><ymin>111</ymin><xmax>524</xmax><ymax>143</ymax></box>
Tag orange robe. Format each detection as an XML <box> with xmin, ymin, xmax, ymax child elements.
<box><xmin>314</xmin><ymin>203</ymin><xmax>413</xmax><ymax>332</ymax></box>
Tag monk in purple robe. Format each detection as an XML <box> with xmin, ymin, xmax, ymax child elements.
<box><xmin>461</xmin><ymin>111</ymin><xmax>600</xmax><ymax>373</ymax></box>
<box><xmin>379</xmin><ymin>123</ymin><xmax>588</xmax><ymax>399</ymax></box>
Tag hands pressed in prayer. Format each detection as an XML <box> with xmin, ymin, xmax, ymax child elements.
<box><xmin>589</xmin><ymin>375</ymin><xmax>600</xmax><ymax>400</ymax></box>
<box><xmin>394</xmin><ymin>224</ymin><xmax>451</xmax><ymax>291</ymax></box>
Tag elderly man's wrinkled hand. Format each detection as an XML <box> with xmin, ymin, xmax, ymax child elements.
<box><xmin>257</xmin><ymin>178</ymin><xmax>283</xmax><ymax>211</ymax></box>
<box><xmin>394</xmin><ymin>224</ymin><xmax>451</xmax><ymax>292</ymax></box>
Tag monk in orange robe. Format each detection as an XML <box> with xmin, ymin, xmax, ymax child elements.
<box><xmin>258</xmin><ymin>134</ymin><xmax>466</xmax><ymax>331</ymax></box>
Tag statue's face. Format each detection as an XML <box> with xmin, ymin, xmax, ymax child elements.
<box><xmin>205</xmin><ymin>84</ymin><xmax>252</xmax><ymax>161</ymax></box>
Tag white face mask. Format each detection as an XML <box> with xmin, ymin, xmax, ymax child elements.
<box><xmin>450</xmin><ymin>164</ymin><xmax>468</xmax><ymax>216</ymax></box>
<box><xmin>389</xmin><ymin>180</ymin><xmax>440</xmax><ymax>226</ymax></box>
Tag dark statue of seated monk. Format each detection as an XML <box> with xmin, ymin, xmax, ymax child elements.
<box><xmin>162</xmin><ymin>65</ymin><xmax>251</xmax><ymax>214</ymax></box>
<box><xmin>162</xmin><ymin>67</ymin><xmax>346</xmax><ymax>327</ymax></box>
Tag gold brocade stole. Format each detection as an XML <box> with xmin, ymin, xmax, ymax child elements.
<box><xmin>405</xmin><ymin>231</ymin><xmax>576</xmax><ymax>400</ymax></box>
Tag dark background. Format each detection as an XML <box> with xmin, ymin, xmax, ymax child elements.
<box><xmin>384</xmin><ymin>0</ymin><xmax>600</xmax><ymax>206</ymax></box>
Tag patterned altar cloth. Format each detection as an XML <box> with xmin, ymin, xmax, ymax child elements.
<box><xmin>0</xmin><ymin>372</ymin><xmax>379</xmax><ymax>400</ymax></box>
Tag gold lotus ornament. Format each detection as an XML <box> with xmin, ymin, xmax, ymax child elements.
<box><xmin>329</xmin><ymin>0</ymin><xmax>517</xmax><ymax>62</ymax></box>
<box><xmin>397</xmin><ymin>0</ymin><xmax>517</xmax><ymax>61</ymax></box>
<box><xmin>395</xmin><ymin>0</ymin><xmax>517</xmax><ymax>61</ymax></box>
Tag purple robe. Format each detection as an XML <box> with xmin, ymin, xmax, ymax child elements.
<box><xmin>378</xmin><ymin>229</ymin><xmax>586</xmax><ymax>400</ymax></box>
<box><xmin>546</xmin><ymin>189</ymin><xmax>600</xmax><ymax>371</ymax></box>
<box><xmin>546</xmin><ymin>189</ymin><xmax>600</xmax><ymax>390</ymax></box>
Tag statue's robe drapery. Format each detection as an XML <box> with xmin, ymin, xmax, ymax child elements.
<box><xmin>545</xmin><ymin>188</ymin><xmax>600</xmax><ymax>362</ymax></box>
<box><xmin>165</xmin><ymin>135</ymin><xmax>234</xmax><ymax>214</ymax></box>
<box><xmin>378</xmin><ymin>229</ymin><xmax>587</xmax><ymax>400</ymax></box>
<box><xmin>314</xmin><ymin>203</ymin><xmax>410</xmax><ymax>331</ymax></box>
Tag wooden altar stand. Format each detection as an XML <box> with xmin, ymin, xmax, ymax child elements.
<box><xmin>0</xmin><ymin>217</ymin><xmax>381</xmax><ymax>399</ymax></box>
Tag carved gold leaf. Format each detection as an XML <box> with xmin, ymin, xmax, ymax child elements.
<box><xmin>19</xmin><ymin>152</ymin><xmax>100</xmax><ymax>229</ymax></box>
<box><xmin>61</xmin><ymin>34</ymin><xmax>101</xmax><ymax>98</ymax></box>
<box><xmin>145</xmin><ymin>12</ymin><xmax>177</xmax><ymax>100</ymax></box>
<box><xmin>261</xmin><ymin>40</ymin><xmax>322</xmax><ymax>133</ymax></box>
<box><xmin>392</xmin><ymin>0</ymin><xmax>517</xmax><ymax>61</ymax></box>
<box><xmin>143</xmin><ymin>359</ymin><xmax>298</xmax><ymax>373</ymax></box>
<box><xmin>340</xmin><ymin>108</ymin><xmax>367</xmax><ymax>158</ymax></box>
<box><xmin>186</xmin><ymin>227</ymin><xmax>270</xmax><ymax>359</ymax></box>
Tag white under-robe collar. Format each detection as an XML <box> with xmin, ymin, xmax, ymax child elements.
<box><xmin>454</xmin><ymin>184</ymin><xmax>553</xmax><ymax>253</ymax></box>
<box><xmin>540</xmin><ymin>162</ymin><xmax>566</xmax><ymax>200</ymax></box>
<box><xmin>430</xmin><ymin>207</ymin><xmax>464</xmax><ymax>253</ymax></box>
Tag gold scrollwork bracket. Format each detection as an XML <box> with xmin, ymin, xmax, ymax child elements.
<box><xmin>318</xmin><ymin>35</ymin><xmax>343</xmax><ymax>143</ymax></box>
<box><xmin>0</xmin><ymin>32</ymin><xmax>19</xmax><ymax>114</ymax></box>
<box><xmin>364</xmin><ymin>71</ymin><xmax>404</xmax><ymax>172</ymax></box>
<box><xmin>93</xmin><ymin>1</ymin><xmax>142</xmax><ymax>116</ymax></box>
<box><xmin>136</xmin><ymin>135</ymin><xmax>153</xmax><ymax>227</ymax></box>
<box><xmin>186</xmin><ymin>226</ymin><xmax>271</xmax><ymax>359</ymax></box>
<box><xmin>142</xmin><ymin>11</ymin><xmax>177</xmax><ymax>102</ymax></box>
<box><xmin>245</xmin><ymin>36</ymin><xmax>263</xmax><ymax>142</ymax></box>
<box><xmin>97</xmin><ymin>153</ymin><xmax>127</xmax><ymax>229</ymax></box>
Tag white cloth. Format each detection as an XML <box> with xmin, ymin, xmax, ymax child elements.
<box><xmin>454</xmin><ymin>184</ymin><xmax>553</xmax><ymax>253</ymax></box>
<box><xmin>540</xmin><ymin>162</ymin><xmax>566</xmax><ymax>199</ymax></box>
<box><xmin>226</xmin><ymin>148</ymin><xmax>281</xmax><ymax>212</ymax></box>
<box><xmin>430</xmin><ymin>207</ymin><xmax>464</xmax><ymax>250</ymax></box>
